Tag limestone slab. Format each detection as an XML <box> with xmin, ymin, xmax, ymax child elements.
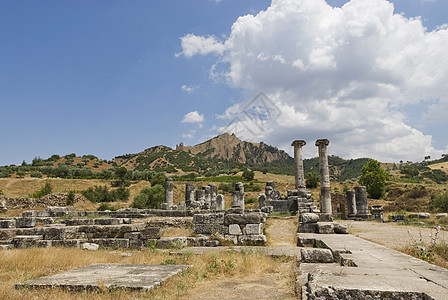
<box><xmin>16</xmin><ymin>263</ymin><xmax>190</xmax><ymax>291</ymax></box>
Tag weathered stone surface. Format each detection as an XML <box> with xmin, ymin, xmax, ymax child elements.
<box><xmin>22</xmin><ymin>210</ymin><xmax>50</xmax><ymax>217</ymax></box>
<box><xmin>204</xmin><ymin>240</ymin><xmax>220</xmax><ymax>247</ymax></box>
<box><xmin>300</xmin><ymin>248</ymin><xmax>334</xmax><ymax>263</ymax></box>
<box><xmin>46</xmin><ymin>206</ymin><xmax>74</xmax><ymax>217</ymax></box>
<box><xmin>15</xmin><ymin>217</ymin><xmax>37</xmax><ymax>228</ymax></box>
<box><xmin>13</xmin><ymin>235</ymin><xmax>43</xmax><ymax>248</ymax></box>
<box><xmin>0</xmin><ymin>229</ymin><xmax>16</xmax><ymax>240</ymax></box>
<box><xmin>298</xmin><ymin>223</ymin><xmax>318</xmax><ymax>233</ymax></box>
<box><xmin>333</xmin><ymin>223</ymin><xmax>349</xmax><ymax>234</ymax></box>
<box><xmin>16</xmin><ymin>263</ymin><xmax>191</xmax><ymax>291</ymax></box>
<box><xmin>228</xmin><ymin>224</ymin><xmax>242</xmax><ymax>235</ymax></box>
<box><xmin>436</xmin><ymin>213</ymin><xmax>448</xmax><ymax>219</ymax></box>
<box><xmin>292</xmin><ymin>139</ymin><xmax>306</xmax><ymax>189</ymax></box>
<box><xmin>245</xmin><ymin>223</ymin><xmax>262</xmax><ymax>235</ymax></box>
<box><xmin>165</xmin><ymin>178</ymin><xmax>174</xmax><ymax>208</ymax></box>
<box><xmin>224</xmin><ymin>213</ymin><xmax>262</xmax><ymax>225</ymax></box>
<box><xmin>317</xmin><ymin>222</ymin><xmax>334</xmax><ymax>234</ymax></box>
<box><xmin>300</xmin><ymin>213</ymin><xmax>319</xmax><ymax>224</ymax></box>
<box><xmin>316</xmin><ymin>139</ymin><xmax>332</xmax><ymax>214</ymax></box>
<box><xmin>232</xmin><ymin>182</ymin><xmax>245</xmax><ymax>209</ymax></box>
<box><xmin>237</xmin><ymin>234</ymin><xmax>266</xmax><ymax>246</ymax></box>
<box><xmin>216</xmin><ymin>194</ymin><xmax>225</xmax><ymax>211</ymax></box>
<box><xmin>193</xmin><ymin>223</ymin><xmax>228</xmax><ymax>235</ymax></box>
<box><xmin>82</xmin><ymin>242</ymin><xmax>99</xmax><ymax>251</ymax></box>
<box><xmin>193</xmin><ymin>213</ymin><xmax>224</xmax><ymax>224</ymax></box>
<box><xmin>51</xmin><ymin>239</ymin><xmax>83</xmax><ymax>248</ymax></box>
<box><xmin>417</xmin><ymin>212</ymin><xmax>431</xmax><ymax>219</ymax></box>
<box><xmin>157</xmin><ymin>237</ymin><xmax>188</xmax><ymax>249</ymax></box>
<box><xmin>140</xmin><ymin>227</ymin><xmax>163</xmax><ymax>239</ymax></box>
<box><xmin>94</xmin><ymin>218</ymin><xmax>121</xmax><ymax>225</ymax></box>
<box><xmin>43</xmin><ymin>227</ymin><xmax>78</xmax><ymax>240</ymax></box>
<box><xmin>0</xmin><ymin>219</ymin><xmax>15</xmax><ymax>228</ymax></box>
<box><xmin>346</xmin><ymin>190</ymin><xmax>357</xmax><ymax>217</ymax></box>
<box><xmin>258</xmin><ymin>194</ymin><xmax>266</xmax><ymax>209</ymax></box>
<box><xmin>90</xmin><ymin>238</ymin><xmax>129</xmax><ymax>249</ymax></box>
<box><xmin>355</xmin><ymin>186</ymin><xmax>368</xmax><ymax>216</ymax></box>
<box><xmin>318</xmin><ymin>213</ymin><xmax>333</xmax><ymax>222</ymax></box>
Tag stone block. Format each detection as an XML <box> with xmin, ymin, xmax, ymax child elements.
<box><xmin>15</xmin><ymin>217</ymin><xmax>36</xmax><ymax>228</ymax></box>
<box><xmin>436</xmin><ymin>213</ymin><xmax>448</xmax><ymax>219</ymax></box>
<box><xmin>51</xmin><ymin>239</ymin><xmax>83</xmax><ymax>248</ymax></box>
<box><xmin>261</xmin><ymin>206</ymin><xmax>273</xmax><ymax>213</ymax></box>
<box><xmin>418</xmin><ymin>213</ymin><xmax>431</xmax><ymax>219</ymax></box>
<box><xmin>224</xmin><ymin>213</ymin><xmax>262</xmax><ymax>226</ymax></box>
<box><xmin>205</xmin><ymin>240</ymin><xmax>220</xmax><ymax>247</ymax></box>
<box><xmin>0</xmin><ymin>229</ymin><xmax>16</xmax><ymax>240</ymax></box>
<box><xmin>228</xmin><ymin>224</ymin><xmax>242</xmax><ymax>235</ymax></box>
<box><xmin>0</xmin><ymin>219</ymin><xmax>16</xmax><ymax>228</ymax></box>
<box><xmin>140</xmin><ymin>227</ymin><xmax>163</xmax><ymax>239</ymax></box>
<box><xmin>245</xmin><ymin>223</ymin><xmax>262</xmax><ymax>235</ymax></box>
<box><xmin>94</xmin><ymin>218</ymin><xmax>121</xmax><ymax>225</ymax></box>
<box><xmin>46</xmin><ymin>206</ymin><xmax>74</xmax><ymax>217</ymax></box>
<box><xmin>224</xmin><ymin>235</ymin><xmax>238</xmax><ymax>245</ymax></box>
<box><xmin>300</xmin><ymin>213</ymin><xmax>319</xmax><ymax>224</ymax></box>
<box><xmin>318</xmin><ymin>213</ymin><xmax>333</xmax><ymax>222</ymax></box>
<box><xmin>317</xmin><ymin>222</ymin><xmax>334</xmax><ymax>234</ymax></box>
<box><xmin>124</xmin><ymin>232</ymin><xmax>141</xmax><ymax>240</ymax></box>
<box><xmin>13</xmin><ymin>235</ymin><xmax>43</xmax><ymax>248</ymax></box>
<box><xmin>238</xmin><ymin>234</ymin><xmax>267</xmax><ymax>246</ymax></box>
<box><xmin>157</xmin><ymin>237</ymin><xmax>187</xmax><ymax>249</ymax></box>
<box><xmin>90</xmin><ymin>238</ymin><xmax>129</xmax><ymax>249</ymax></box>
<box><xmin>333</xmin><ymin>223</ymin><xmax>349</xmax><ymax>234</ymax></box>
<box><xmin>300</xmin><ymin>248</ymin><xmax>333</xmax><ymax>263</ymax></box>
<box><xmin>129</xmin><ymin>239</ymin><xmax>144</xmax><ymax>249</ymax></box>
<box><xmin>297</xmin><ymin>236</ymin><xmax>315</xmax><ymax>247</ymax></box>
<box><xmin>63</xmin><ymin>219</ymin><xmax>95</xmax><ymax>226</ymax></box>
<box><xmin>82</xmin><ymin>242</ymin><xmax>99</xmax><ymax>251</ymax></box>
<box><xmin>193</xmin><ymin>213</ymin><xmax>224</xmax><ymax>224</ymax></box>
<box><xmin>298</xmin><ymin>223</ymin><xmax>318</xmax><ymax>233</ymax></box>
<box><xmin>22</xmin><ymin>210</ymin><xmax>49</xmax><ymax>217</ymax></box>
<box><xmin>193</xmin><ymin>223</ymin><xmax>228</xmax><ymax>235</ymax></box>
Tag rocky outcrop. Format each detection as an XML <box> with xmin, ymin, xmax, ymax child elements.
<box><xmin>0</xmin><ymin>193</ymin><xmax>83</xmax><ymax>210</ymax></box>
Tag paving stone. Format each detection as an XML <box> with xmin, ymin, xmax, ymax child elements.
<box><xmin>16</xmin><ymin>263</ymin><xmax>191</xmax><ymax>291</ymax></box>
<box><xmin>300</xmin><ymin>248</ymin><xmax>334</xmax><ymax>263</ymax></box>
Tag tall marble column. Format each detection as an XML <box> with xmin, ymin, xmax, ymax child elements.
<box><xmin>315</xmin><ymin>139</ymin><xmax>332</xmax><ymax>214</ymax></box>
<box><xmin>185</xmin><ymin>184</ymin><xmax>195</xmax><ymax>207</ymax></box>
<box><xmin>165</xmin><ymin>178</ymin><xmax>174</xmax><ymax>208</ymax></box>
<box><xmin>291</xmin><ymin>140</ymin><xmax>306</xmax><ymax>189</ymax></box>
<box><xmin>355</xmin><ymin>186</ymin><xmax>369</xmax><ymax>218</ymax></box>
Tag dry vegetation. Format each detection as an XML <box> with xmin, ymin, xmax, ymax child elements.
<box><xmin>0</xmin><ymin>247</ymin><xmax>297</xmax><ymax>300</ymax></box>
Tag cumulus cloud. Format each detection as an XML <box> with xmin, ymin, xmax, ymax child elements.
<box><xmin>180</xmin><ymin>0</ymin><xmax>448</xmax><ymax>161</ymax></box>
<box><xmin>176</xmin><ymin>34</ymin><xmax>225</xmax><ymax>58</ymax></box>
<box><xmin>181</xmin><ymin>111</ymin><xmax>204</xmax><ymax>124</ymax></box>
<box><xmin>181</xmin><ymin>84</ymin><xmax>199</xmax><ymax>94</ymax></box>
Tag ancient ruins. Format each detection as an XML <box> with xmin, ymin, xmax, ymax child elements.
<box><xmin>2</xmin><ymin>138</ymin><xmax>448</xmax><ymax>298</ymax></box>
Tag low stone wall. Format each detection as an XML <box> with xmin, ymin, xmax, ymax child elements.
<box><xmin>193</xmin><ymin>208</ymin><xmax>267</xmax><ymax>245</ymax></box>
<box><xmin>298</xmin><ymin>213</ymin><xmax>348</xmax><ymax>234</ymax></box>
<box><xmin>0</xmin><ymin>194</ymin><xmax>83</xmax><ymax>210</ymax></box>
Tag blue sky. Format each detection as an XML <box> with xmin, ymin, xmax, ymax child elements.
<box><xmin>1</xmin><ymin>0</ymin><xmax>447</xmax><ymax>165</ymax></box>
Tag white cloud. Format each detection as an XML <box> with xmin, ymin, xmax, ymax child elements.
<box><xmin>181</xmin><ymin>84</ymin><xmax>199</xmax><ymax>94</ymax></box>
<box><xmin>176</xmin><ymin>34</ymin><xmax>225</xmax><ymax>58</ymax></box>
<box><xmin>180</xmin><ymin>0</ymin><xmax>448</xmax><ymax>162</ymax></box>
<box><xmin>181</xmin><ymin>111</ymin><xmax>204</xmax><ymax>124</ymax></box>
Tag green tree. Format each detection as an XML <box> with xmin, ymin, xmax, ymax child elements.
<box><xmin>359</xmin><ymin>159</ymin><xmax>389</xmax><ymax>199</ymax></box>
<box><xmin>150</xmin><ymin>173</ymin><xmax>166</xmax><ymax>187</ymax></box>
<box><xmin>305</xmin><ymin>172</ymin><xmax>320</xmax><ymax>189</ymax></box>
<box><xmin>430</xmin><ymin>191</ymin><xmax>448</xmax><ymax>212</ymax></box>
<box><xmin>242</xmin><ymin>170</ymin><xmax>255</xmax><ymax>181</ymax></box>
<box><xmin>131</xmin><ymin>185</ymin><xmax>165</xmax><ymax>209</ymax></box>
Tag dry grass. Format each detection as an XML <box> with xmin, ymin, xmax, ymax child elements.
<box><xmin>0</xmin><ymin>247</ymin><xmax>292</xmax><ymax>300</ymax></box>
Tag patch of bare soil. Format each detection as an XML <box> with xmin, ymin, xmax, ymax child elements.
<box><xmin>266</xmin><ymin>217</ymin><xmax>298</xmax><ymax>246</ymax></box>
<box><xmin>184</xmin><ymin>262</ymin><xmax>296</xmax><ymax>300</ymax></box>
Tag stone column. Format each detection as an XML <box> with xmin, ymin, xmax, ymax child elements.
<box><xmin>346</xmin><ymin>190</ymin><xmax>357</xmax><ymax>217</ymax></box>
<box><xmin>216</xmin><ymin>194</ymin><xmax>225</xmax><ymax>211</ymax></box>
<box><xmin>315</xmin><ymin>139</ymin><xmax>332</xmax><ymax>214</ymax></box>
<box><xmin>291</xmin><ymin>140</ymin><xmax>306</xmax><ymax>189</ymax></box>
<box><xmin>355</xmin><ymin>186</ymin><xmax>369</xmax><ymax>219</ymax></box>
<box><xmin>185</xmin><ymin>184</ymin><xmax>195</xmax><ymax>207</ymax></box>
<box><xmin>165</xmin><ymin>178</ymin><xmax>174</xmax><ymax>208</ymax></box>
<box><xmin>232</xmin><ymin>182</ymin><xmax>245</xmax><ymax>209</ymax></box>
<box><xmin>209</xmin><ymin>184</ymin><xmax>217</xmax><ymax>210</ymax></box>
<box><xmin>202</xmin><ymin>186</ymin><xmax>211</xmax><ymax>209</ymax></box>
<box><xmin>265</xmin><ymin>181</ymin><xmax>275</xmax><ymax>197</ymax></box>
<box><xmin>196</xmin><ymin>189</ymin><xmax>205</xmax><ymax>205</ymax></box>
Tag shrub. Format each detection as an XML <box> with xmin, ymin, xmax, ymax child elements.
<box><xmin>242</xmin><ymin>170</ymin><xmax>255</xmax><ymax>181</ymax></box>
<box><xmin>305</xmin><ymin>172</ymin><xmax>320</xmax><ymax>189</ymax></box>
<box><xmin>112</xmin><ymin>187</ymin><xmax>130</xmax><ymax>201</ymax></box>
<box><xmin>131</xmin><ymin>185</ymin><xmax>165</xmax><ymax>209</ymax></box>
<box><xmin>245</xmin><ymin>182</ymin><xmax>262</xmax><ymax>192</ymax></box>
<box><xmin>30</xmin><ymin>171</ymin><xmax>43</xmax><ymax>178</ymax></box>
<box><xmin>244</xmin><ymin>197</ymin><xmax>257</xmax><ymax>204</ymax></box>
<box><xmin>82</xmin><ymin>186</ymin><xmax>116</xmax><ymax>203</ymax></box>
<box><xmin>66</xmin><ymin>191</ymin><xmax>76</xmax><ymax>205</ymax></box>
<box><xmin>29</xmin><ymin>182</ymin><xmax>53</xmax><ymax>199</ymax></box>
<box><xmin>430</xmin><ymin>191</ymin><xmax>448</xmax><ymax>212</ymax></box>
<box><xmin>0</xmin><ymin>171</ymin><xmax>10</xmax><ymax>178</ymax></box>
<box><xmin>219</xmin><ymin>183</ymin><xmax>234</xmax><ymax>194</ymax></box>
<box><xmin>97</xmin><ymin>203</ymin><xmax>117</xmax><ymax>211</ymax></box>
<box><xmin>16</xmin><ymin>171</ymin><xmax>25</xmax><ymax>178</ymax></box>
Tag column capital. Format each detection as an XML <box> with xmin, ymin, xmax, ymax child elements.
<box><xmin>291</xmin><ymin>140</ymin><xmax>306</xmax><ymax>147</ymax></box>
<box><xmin>315</xmin><ymin>139</ymin><xmax>330</xmax><ymax>147</ymax></box>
